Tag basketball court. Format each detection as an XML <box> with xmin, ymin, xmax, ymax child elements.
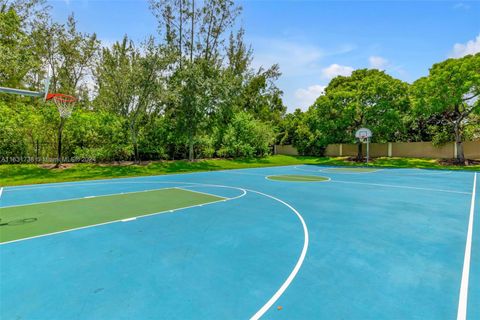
<box><xmin>0</xmin><ymin>165</ymin><xmax>478</xmax><ymax>319</ymax></box>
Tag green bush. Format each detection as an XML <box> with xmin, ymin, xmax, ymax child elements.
<box><xmin>218</xmin><ymin>112</ymin><xmax>274</xmax><ymax>158</ymax></box>
<box><xmin>67</xmin><ymin>110</ymin><xmax>132</xmax><ymax>161</ymax></box>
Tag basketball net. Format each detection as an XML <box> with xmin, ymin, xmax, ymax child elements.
<box><xmin>46</xmin><ymin>93</ymin><xmax>77</xmax><ymax>118</ymax></box>
<box><xmin>358</xmin><ymin>135</ymin><xmax>369</xmax><ymax>143</ymax></box>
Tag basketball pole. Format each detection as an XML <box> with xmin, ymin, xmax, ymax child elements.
<box><xmin>366</xmin><ymin>137</ymin><xmax>370</xmax><ymax>164</ymax></box>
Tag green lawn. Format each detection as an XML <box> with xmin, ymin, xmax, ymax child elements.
<box><xmin>0</xmin><ymin>155</ymin><xmax>479</xmax><ymax>187</ymax></box>
<box><xmin>0</xmin><ymin>188</ymin><xmax>223</xmax><ymax>243</ymax></box>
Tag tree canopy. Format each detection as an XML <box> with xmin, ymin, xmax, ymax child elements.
<box><xmin>0</xmin><ymin>0</ymin><xmax>478</xmax><ymax>164</ymax></box>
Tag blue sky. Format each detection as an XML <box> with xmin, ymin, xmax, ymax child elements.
<box><xmin>48</xmin><ymin>0</ymin><xmax>480</xmax><ymax>112</ymax></box>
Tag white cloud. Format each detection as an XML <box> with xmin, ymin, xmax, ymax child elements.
<box><xmin>369</xmin><ymin>56</ymin><xmax>388</xmax><ymax>70</ymax></box>
<box><xmin>251</xmin><ymin>38</ymin><xmax>324</xmax><ymax>77</ymax></box>
<box><xmin>453</xmin><ymin>2</ymin><xmax>470</xmax><ymax>10</ymax></box>
<box><xmin>321</xmin><ymin>64</ymin><xmax>354</xmax><ymax>79</ymax></box>
<box><xmin>451</xmin><ymin>34</ymin><xmax>480</xmax><ymax>58</ymax></box>
<box><xmin>294</xmin><ymin>85</ymin><xmax>326</xmax><ymax>110</ymax></box>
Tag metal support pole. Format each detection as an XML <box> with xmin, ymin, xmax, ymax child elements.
<box><xmin>366</xmin><ymin>138</ymin><xmax>370</xmax><ymax>164</ymax></box>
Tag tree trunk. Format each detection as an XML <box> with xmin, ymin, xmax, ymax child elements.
<box><xmin>454</xmin><ymin>122</ymin><xmax>465</xmax><ymax>163</ymax></box>
<box><xmin>357</xmin><ymin>142</ymin><xmax>363</xmax><ymax>161</ymax></box>
<box><xmin>35</xmin><ymin>139</ymin><xmax>39</xmax><ymax>164</ymax></box>
<box><xmin>55</xmin><ymin>118</ymin><xmax>65</xmax><ymax>168</ymax></box>
<box><xmin>188</xmin><ymin>130</ymin><xmax>194</xmax><ymax>161</ymax></box>
<box><xmin>131</xmin><ymin>125</ymin><xmax>139</xmax><ymax>164</ymax></box>
<box><xmin>190</xmin><ymin>0</ymin><xmax>194</xmax><ymax>63</ymax></box>
<box><xmin>179</xmin><ymin>0</ymin><xmax>183</xmax><ymax>68</ymax></box>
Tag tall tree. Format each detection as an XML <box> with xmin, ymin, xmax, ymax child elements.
<box><xmin>170</xmin><ymin>60</ymin><xmax>220</xmax><ymax>160</ymax></box>
<box><xmin>411</xmin><ymin>53</ymin><xmax>480</xmax><ymax>163</ymax></box>
<box><xmin>311</xmin><ymin>69</ymin><xmax>409</xmax><ymax>159</ymax></box>
<box><xmin>0</xmin><ymin>7</ymin><xmax>37</xmax><ymax>88</ymax></box>
<box><xmin>95</xmin><ymin>37</ymin><xmax>169</xmax><ymax>162</ymax></box>
<box><xmin>149</xmin><ymin>0</ymin><xmax>189</xmax><ymax>66</ymax></box>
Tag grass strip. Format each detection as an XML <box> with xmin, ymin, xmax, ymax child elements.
<box><xmin>1</xmin><ymin>155</ymin><xmax>479</xmax><ymax>187</ymax></box>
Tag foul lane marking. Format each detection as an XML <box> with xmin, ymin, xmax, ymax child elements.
<box><xmin>457</xmin><ymin>172</ymin><xmax>477</xmax><ymax>320</ymax></box>
<box><xmin>0</xmin><ymin>187</ymin><xmax>182</xmax><ymax>209</ymax></box>
<box><xmin>175</xmin><ymin>186</ymin><xmax>246</xmax><ymax>200</ymax></box>
<box><xmin>0</xmin><ymin>187</ymin><xmax>241</xmax><ymax>246</ymax></box>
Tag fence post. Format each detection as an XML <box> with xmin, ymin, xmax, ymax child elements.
<box><xmin>339</xmin><ymin>144</ymin><xmax>343</xmax><ymax>156</ymax></box>
<box><xmin>454</xmin><ymin>142</ymin><xmax>457</xmax><ymax>159</ymax></box>
<box><xmin>388</xmin><ymin>142</ymin><xmax>392</xmax><ymax>157</ymax></box>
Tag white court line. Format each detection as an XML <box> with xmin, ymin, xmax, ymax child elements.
<box><xmin>2</xmin><ymin>164</ymin><xmax>296</xmax><ymax>191</ymax></box>
<box><xmin>321</xmin><ymin>168</ymin><xmax>382</xmax><ymax>174</ymax></box>
<box><xmin>293</xmin><ymin>166</ymin><xmax>322</xmax><ymax>173</ymax></box>
<box><xmin>228</xmin><ymin>171</ymin><xmax>267</xmax><ymax>177</ymax></box>
<box><xmin>294</xmin><ymin>165</ymin><xmax>457</xmax><ymax>177</ymax></box>
<box><xmin>0</xmin><ymin>196</ymin><xmax>232</xmax><ymax>246</ymax></box>
<box><xmin>265</xmin><ymin>175</ymin><xmax>331</xmax><ymax>183</ymax></box>
<box><xmin>175</xmin><ymin>186</ymin><xmax>246</xmax><ymax>200</ymax></box>
<box><xmin>0</xmin><ymin>186</ymin><xmax>181</xmax><ymax>209</ymax></box>
<box><xmin>294</xmin><ymin>165</ymin><xmax>382</xmax><ymax>174</ymax></box>
<box><xmin>1</xmin><ymin>180</ymin><xmax>309</xmax><ymax>319</ymax></box>
<box><xmin>0</xmin><ymin>187</ymin><xmax>3</xmax><ymax>200</ymax></box>
<box><xmin>0</xmin><ymin>183</ymin><xmax>248</xmax><ymax>245</ymax></box>
<box><xmin>331</xmin><ymin>180</ymin><xmax>471</xmax><ymax>195</ymax></box>
<box><xmin>457</xmin><ymin>172</ymin><xmax>477</xmax><ymax>320</ymax></box>
<box><xmin>247</xmin><ymin>188</ymin><xmax>308</xmax><ymax>320</ymax></box>
<box><xmin>4</xmin><ymin>177</ymin><xmax>470</xmax><ymax>208</ymax></box>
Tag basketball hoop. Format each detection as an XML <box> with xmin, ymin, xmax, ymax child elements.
<box><xmin>355</xmin><ymin>128</ymin><xmax>372</xmax><ymax>143</ymax></box>
<box><xmin>355</xmin><ymin>127</ymin><xmax>373</xmax><ymax>163</ymax></box>
<box><xmin>46</xmin><ymin>93</ymin><xmax>77</xmax><ymax>118</ymax></box>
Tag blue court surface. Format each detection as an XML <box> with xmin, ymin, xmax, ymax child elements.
<box><xmin>0</xmin><ymin>165</ymin><xmax>478</xmax><ymax>319</ymax></box>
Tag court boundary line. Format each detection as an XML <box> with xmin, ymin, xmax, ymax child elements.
<box><xmin>0</xmin><ymin>186</ymin><xmax>201</xmax><ymax>209</ymax></box>
<box><xmin>0</xmin><ymin>187</ymin><xmax>3</xmax><ymax>200</ymax></box>
<box><xmin>265</xmin><ymin>175</ymin><xmax>331</xmax><ymax>183</ymax></box>
<box><xmin>293</xmin><ymin>165</ymin><xmax>382</xmax><ymax>174</ymax></box>
<box><xmin>331</xmin><ymin>180</ymin><xmax>471</xmax><ymax>195</ymax></box>
<box><xmin>0</xmin><ymin>184</ymin><xmax>246</xmax><ymax>245</ymax></box>
<box><xmin>321</xmin><ymin>167</ymin><xmax>382</xmax><ymax>174</ymax></box>
<box><xmin>457</xmin><ymin>172</ymin><xmax>477</xmax><ymax>320</ymax></box>
<box><xmin>0</xmin><ymin>176</ymin><xmax>471</xmax><ymax>199</ymax></box>
<box><xmin>294</xmin><ymin>165</ymin><xmax>457</xmax><ymax>177</ymax></box>
<box><xmin>3</xmin><ymin>165</ymin><xmax>300</xmax><ymax>191</ymax></box>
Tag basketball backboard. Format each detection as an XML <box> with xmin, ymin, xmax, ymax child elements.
<box><xmin>0</xmin><ymin>71</ymin><xmax>50</xmax><ymax>100</ymax></box>
<box><xmin>355</xmin><ymin>128</ymin><xmax>372</xmax><ymax>139</ymax></box>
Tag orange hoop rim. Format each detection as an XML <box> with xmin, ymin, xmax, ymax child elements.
<box><xmin>46</xmin><ymin>93</ymin><xmax>77</xmax><ymax>103</ymax></box>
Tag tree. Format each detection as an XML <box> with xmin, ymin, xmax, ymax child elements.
<box><xmin>218</xmin><ymin>112</ymin><xmax>274</xmax><ymax>158</ymax></box>
<box><xmin>170</xmin><ymin>60</ymin><xmax>220</xmax><ymax>160</ymax></box>
<box><xmin>311</xmin><ymin>69</ymin><xmax>409</xmax><ymax>159</ymax></box>
<box><xmin>411</xmin><ymin>53</ymin><xmax>480</xmax><ymax>163</ymax></box>
<box><xmin>95</xmin><ymin>37</ymin><xmax>169</xmax><ymax>163</ymax></box>
<box><xmin>0</xmin><ymin>7</ymin><xmax>37</xmax><ymax>87</ymax></box>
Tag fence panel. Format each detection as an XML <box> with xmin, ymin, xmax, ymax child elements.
<box><xmin>275</xmin><ymin>140</ymin><xmax>479</xmax><ymax>159</ymax></box>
